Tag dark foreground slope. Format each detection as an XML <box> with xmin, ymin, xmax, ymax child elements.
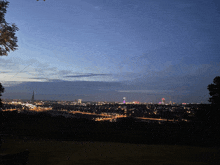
<box><xmin>1</xmin><ymin>111</ymin><xmax>219</xmax><ymax>147</ymax></box>
<box><xmin>1</xmin><ymin>138</ymin><xmax>220</xmax><ymax>165</ymax></box>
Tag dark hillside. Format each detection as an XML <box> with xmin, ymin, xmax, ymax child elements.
<box><xmin>1</xmin><ymin>111</ymin><xmax>219</xmax><ymax>147</ymax></box>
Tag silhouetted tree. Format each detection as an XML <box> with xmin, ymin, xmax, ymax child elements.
<box><xmin>0</xmin><ymin>1</ymin><xmax>18</xmax><ymax>148</ymax></box>
<box><xmin>194</xmin><ymin>76</ymin><xmax>220</xmax><ymax>126</ymax></box>
<box><xmin>0</xmin><ymin>81</ymin><xmax>3</xmax><ymax>149</ymax></box>
<box><xmin>208</xmin><ymin>76</ymin><xmax>220</xmax><ymax>107</ymax></box>
<box><xmin>0</xmin><ymin>0</ymin><xmax>18</xmax><ymax>56</ymax></box>
<box><xmin>0</xmin><ymin>0</ymin><xmax>18</xmax><ymax>105</ymax></box>
<box><xmin>0</xmin><ymin>83</ymin><xmax>4</xmax><ymax>108</ymax></box>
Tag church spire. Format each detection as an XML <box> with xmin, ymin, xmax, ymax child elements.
<box><xmin>31</xmin><ymin>91</ymin><xmax>34</xmax><ymax>102</ymax></box>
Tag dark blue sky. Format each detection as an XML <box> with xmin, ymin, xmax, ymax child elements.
<box><xmin>1</xmin><ymin>0</ymin><xmax>220</xmax><ymax>103</ymax></box>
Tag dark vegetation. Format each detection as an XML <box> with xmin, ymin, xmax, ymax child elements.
<box><xmin>0</xmin><ymin>110</ymin><xmax>219</xmax><ymax>148</ymax></box>
<box><xmin>0</xmin><ymin>83</ymin><xmax>4</xmax><ymax>108</ymax></box>
<box><xmin>0</xmin><ymin>0</ymin><xmax>18</xmax><ymax>106</ymax></box>
<box><xmin>0</xmin><ymin>0</ymin><xmax>18</xmax><ymax>56</ymax></box>
<box><xmin>0</xmin><ymin>150</ymin><xmax>30</xmax><ymax>165</ymax></box>
<box><xmin>208</xmin><ymin>76</ymin><xmax>220</xmax><ymax>106</ymax></box>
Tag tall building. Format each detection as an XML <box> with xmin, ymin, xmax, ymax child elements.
<box><xmin>123</xmin><ymin>97</ymin><xmax>126</xmax><ymax>104</ymax></box>
<box><xmin>31</xmin><ymin>91</ymin><xmax>34</xmax><ymax>102</ymax></box>
<box><xmin>162</xmin><ymin>98</ymin><xmax>165</xmax><ymax>104</ymax></box>
<box><xmin>78</xmin><ymin>99</ymin><xmax>82</xmax><ymax>104</ymax></box>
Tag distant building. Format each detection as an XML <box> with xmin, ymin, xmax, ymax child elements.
<box><xmin>78</xmin><ymin>99</ymin><xmax>82</xmax><ymax>104</ymax></box>
<box><xmin>31</xmin><ymin>91</ymin><xmax>34</xmax><ymax>102</ymax></box>
<box><xmin>123</xmin><ymin>97</ymin><xmax>126</xmax><ymax>104</ymax></box>
<box><xmin>133</xmin><ymin>101</ymin><xmax>140</xmax><ymax>104</ymax></box>
<box><xmin>162</xmin><ymin>98</ymin><xmax>165</xmax><ymax>104</ymax></box>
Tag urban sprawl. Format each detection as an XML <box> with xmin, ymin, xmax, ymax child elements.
<box><xmin>1</xmin><ymin>97</ymin><xmax>201</xmax><ymax>123</ymax></box>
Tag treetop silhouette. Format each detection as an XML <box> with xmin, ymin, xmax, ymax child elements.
<box><xmin>0</xmin><ymin>0</ymin><xmax>18</xmax><ymax>107</ymax></box>
<box><xmin>0</xmin><ymin>0</ymin><xmax>18</xmax><ymax>56</ymax></box>
<box><xmin>208</xmin><ymin>76</ymin><xmax>220</xmax><ymax>105</ymax></box>
<box><xmin>0</xmin><ymin>83</ymin><xmax>4</xmax><ymax>107</ymax></box>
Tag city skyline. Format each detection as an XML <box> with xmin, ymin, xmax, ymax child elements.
<box><xmin>1</xmin><ymin>0</ymin><xmax>220</xmax><ymax>103</ymax></box>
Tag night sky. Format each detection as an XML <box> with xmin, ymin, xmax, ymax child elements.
<box><xmin>0</xmin><ymin>0</ymin><xmax>220</xmax><ymax>103</ymax></box>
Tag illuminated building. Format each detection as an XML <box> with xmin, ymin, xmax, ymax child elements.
<box><xmin>123</xmin><ymin>97</ymin><xmax>126</xmax><ymax>104</ymax></box>
<box><xmin>133</xmin><ymin>101</ymin><xmax>139</xmax><ymax>104</ymax></box>
<box><xmin>162</xmin><ymin>98</ymin><xmax>165</xmax><ymax>104</ymax></box>
<box><xmin>78</xmin><ymin>99</ymin><xmax>82</xmax><ymax>104</ymax></box>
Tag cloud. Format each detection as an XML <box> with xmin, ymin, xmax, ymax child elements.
<box><xmin>94</xmin><ymin>6</ymin><xmax>102</xmax><ymax>10</ymax></box>
<box><xmin>118</xmin><ymin>90</ymin><xmax>174</xmax><ymax>94</ymax></box>
<box><xmin>0</xmin><ymin>55</ymin><xmax>117</xmax><ymax>84</ymax></box>
<box><xmin>3</xmin><ymin>80</ymin><xmax>121</xmax><ymax>96</ymax></box>
<box><xmin>0</xmin><ymin>71</ymin><xmax>10</xmax><ymax>73</ymax></box>
<box><xmin>0</xmin><ymin>57</ymin><xmax>41</xmax><ymax>82</ymax></box>
<box><xmin>1</xmin><ymin>78</ymin><xmax>210</xmax><ymax>103</ymax></box>
<box><xmin>64</xmin><ymin>73</ymin><xmax>111</xmax><ymax>78</ymax></box>
<box><xmin>28</xmin><ymin>77</ymin><xmax>49</xmax><ymax>80</ymax></box>
<box><xmin>1</xmin><ymin>81</ymin><xmax>24</xmax><ymax>87</ymax></box>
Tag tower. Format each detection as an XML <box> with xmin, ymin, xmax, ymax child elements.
<box><xmin>123</xmin><ymin>97</ymin><xmax>126</xmax><ymax>104</ymax></box>
<box><xmin>162</xmin><ymin>98</ymin><xmax>165</xmax><ymax>104</ymax></box>
<box><xmin>31</xmin><ymin>91</ymin><xmax>34</xmax><ymax>102</ymax></box>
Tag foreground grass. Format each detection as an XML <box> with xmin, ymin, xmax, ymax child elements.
<box><xmin>1</xmin><ymin>137</ymin><xmax>219</xmax><ymax>165</ymax></box>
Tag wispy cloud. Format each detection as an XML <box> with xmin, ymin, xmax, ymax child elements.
<box><xmin>28</xmin><ymin>77</ymin><xmax>49</xmax><ymax>80</ymax></box>
<box><xmin>64</xmin><ymin>73</ymin><xmax>111</xmax><ymax>78</ymax></box>
<box><xmin>1</xmin><ymin>81</ymin><xmax>24</xmax><ymax>87</ymax></box>
<box><xmin>118</xmin><ymin>90</ymin><xmax>174</xmax><ymax>94</ymax></box>
<box><xmin>0</xmin><ymin>71</ymin><xmax>11</xmax><ymax>74</ymax></box>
